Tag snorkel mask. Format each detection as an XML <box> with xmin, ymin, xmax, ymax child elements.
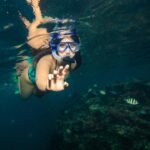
<box><xmin>49</xmin><ymin>26</ymin><xmax>80</xmax><ymax>63</ymax></box>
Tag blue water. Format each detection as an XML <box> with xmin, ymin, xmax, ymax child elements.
<box><xmin>0</xmin><ymin>0</ymin><xmax>150</xmax><ymax>149</ymax></box>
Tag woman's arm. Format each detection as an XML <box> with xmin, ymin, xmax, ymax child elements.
<box><xmin>35</xmin><ymin>55</ymin><xmax>53</xmax><ymax>91</ymax></box>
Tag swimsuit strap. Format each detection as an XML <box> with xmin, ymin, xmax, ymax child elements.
<box><xmin>28</xmin><ymin>65</ymin><xmax>35</xmax><ymax>84</ymax></box>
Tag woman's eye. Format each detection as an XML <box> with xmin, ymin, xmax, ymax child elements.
<box><xmin>59</xmin><ymin>43</ymin><xmax>66</xmax><ymax>48</ymax></box>
<box><xmin>70</xmin><ymin>43</ymin><xmax>76</xmax><ymax>47</ymax></box>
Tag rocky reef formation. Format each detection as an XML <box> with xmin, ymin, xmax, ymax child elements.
<box><xmin>51</xmin><ymin>80</ymin><xmax>150</xmax><ymax>150</ymax></box>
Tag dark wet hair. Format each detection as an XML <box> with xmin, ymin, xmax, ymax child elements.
<box><xmin>71</xmin><ymin>34</ymin><xmax>80</xmax><ymax>43</ymax></box>
<box><xmin>52</xmin><ymin>25</ymin><xmax>80</xmax><ymax>44</ymax></box>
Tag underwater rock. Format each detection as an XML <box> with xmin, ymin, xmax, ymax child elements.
<box><xmin>51</xmin><ymin>80</ymin><xmax>150</xmax><ymax>150</ymax></box>
<box><xmin>88</xmin><ymin>104</ymin><xmax>101</xmax><ymax>111</ymax></box>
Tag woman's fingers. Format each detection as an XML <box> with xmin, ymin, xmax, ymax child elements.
<box><xmin>26</xmin><ymin>0</ymin><xmax>31</xmax><ymax>4</ymax></box>
<box><xmin>47</xmin><ymin>73</ymin><xmax>69</xmax><ymax>90</ymax></box>
<box><xmin>57</xmin><ymin>65</ymin><xmax>69</xmax><ymax>77</ymax></box>
<box><xmin>47</xmin><ymin>66</ymin><xmax>70</xmax><ymax>91</ymax></box>
<box><xmin>47</xmin><ymin>74</ymin><xmax>54</xmax><ymax>89</ymax></box>
<box><xmin>64</xmin><ymin>82</ymin><xmax>69</xmax><ymax>88</ymax></box>
<box><xmin>62</xmin><ymin>65</ymin><xmax>69</xmax><ymax>75</ymax></box>
<box><xmin>58</xmin><ymin>66</ymin><xmax>63</xmax><ymax>76</ymax></box>
<box><xmin>48</xmin><ymin>74</ymin><xmax>54</xmax><ymax>80</ymax></box>
<box><xmin>53</xmin><ymin>70</ymin><xmax>58</xmax><ymax>83</ymax></box>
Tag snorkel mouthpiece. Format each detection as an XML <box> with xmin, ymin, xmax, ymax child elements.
<box><xmin>62</xmin><ymin>56</ymin><xmax>75</xmax><ymax>63</ymax></box>
<box><xmin>51</xmin><ymin>49</ymin><xmax>75</xmax><ymax>63</ymax></box>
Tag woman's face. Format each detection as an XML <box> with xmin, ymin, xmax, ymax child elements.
<box><xmin>57</xmin><ymin>36</ymin><xmax>76</xmax><ymax>58</ymax></box>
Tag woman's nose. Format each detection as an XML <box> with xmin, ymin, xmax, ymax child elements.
<box><xmin>65</xmin><ymin>48</ymin><xmax>71</xmax><ymax>54</ymax></box>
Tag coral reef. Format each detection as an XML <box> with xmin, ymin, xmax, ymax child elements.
<box><xmin>51</xmin><ymin>80</ymin><xmax>150</xmax><ymax>150</ymax></box>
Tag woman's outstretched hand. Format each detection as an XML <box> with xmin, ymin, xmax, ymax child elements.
<box><xmin>46</xmin><ymin>65</ymin><xmax>69</xmax><ymax>91</ymax></box>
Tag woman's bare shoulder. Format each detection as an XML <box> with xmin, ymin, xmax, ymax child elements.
<box><xmin>37</xmin><ymin>54</ymin><xmax>55</xmax><ymax>66</ymax></box>
<box><xmin>40</xmin><ymin>54</ymin><xmax>53</xmax><ymax>61</ymax></box>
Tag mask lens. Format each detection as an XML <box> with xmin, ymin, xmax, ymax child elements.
<box><xmin>58</xmin><ymin>43</ymin><xmax>66</xmax><ymax>52</ymax></box>
<box><xmin>69</xmin><ymin>42</ymin><xmax>80</xmax><ymax>52</ymax></box>
<box><xmin>57</xmin><ymin>42</ymin><xmax>80</xmax><ymax>53</ymax></box>
<box><xmin>69</xmin><ymin>43</ymin><xmax>76</xmax><ymax>51</ymax></box>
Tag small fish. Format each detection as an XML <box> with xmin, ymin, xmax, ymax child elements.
<box><xmin>99</xmin><ymin>90</ymin><xmax>106</xmax><ymax>95</ymax></box>
<box><xmin>125</xmin><ymin>98</ymin><xmax>139</xmax><ymax>105</ymax></box>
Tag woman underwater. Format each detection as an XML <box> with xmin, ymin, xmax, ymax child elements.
<box><xmin>16</xmin><ymin>0</ymin><xmax>81</xmax><ymax>99</ymax></box>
